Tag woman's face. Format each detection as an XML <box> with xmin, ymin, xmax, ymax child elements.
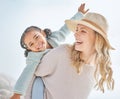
<box><xmin>24</xmin><ymin>30</ymin><xmax>47</xmax><ymax>52</ymax></box>
<box><xmin>74</xmin><ymin>24</ymin><xmax>96</xmax><ymax>53</ymax></box>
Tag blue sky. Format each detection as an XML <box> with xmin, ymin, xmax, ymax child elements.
<box><xmin>0</xmin><ymin>0</ymin><xmax>120</xmax><ymax>99</ymax></box>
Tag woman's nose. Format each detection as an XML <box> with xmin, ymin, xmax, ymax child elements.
<box><xmin>74</xmin><ymin>32</ymin><xmax>80</xmax><ymax>37</ymax></box>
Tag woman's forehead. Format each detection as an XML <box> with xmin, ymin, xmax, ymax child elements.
<box><xmin>77</xmin><ymin>24</ymin><xmax>91</xmax><ymax>29</ymax></box>
<box><xmin>76</xmin><ymin>24</ymin><xmax>94</xmax><ymax>32</ymax></box>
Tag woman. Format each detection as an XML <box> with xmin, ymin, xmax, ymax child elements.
<box><xmin>32</xmin><ymin>12</ymin><xmax>114</xmax><ymax>99</ymax></box>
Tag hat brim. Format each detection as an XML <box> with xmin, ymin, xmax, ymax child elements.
<box><xmin>65</xmin><ymin>20</ymin><xmax>114</xmax><ymax>50</ymax></box>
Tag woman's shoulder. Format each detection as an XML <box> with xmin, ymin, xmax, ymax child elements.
<box><xmin>44</xmin><ymin>44</ymin><xmax>71</xmax><ymax>58</ymax></box>
<box><xmin>50</xmin><ymin>44</ymin><xmax>69</xmax><ymax>53</ymax></box>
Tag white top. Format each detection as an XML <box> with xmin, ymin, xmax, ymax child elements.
<box><xmin>35</xmin><ymin>44</ymin><xmax>95</xmax><ymax>99</ymax></box>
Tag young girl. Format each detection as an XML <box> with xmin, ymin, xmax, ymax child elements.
<box><xmin>10</xmin><ymin>3</ymin><xmax>89</xmax><ymax>99</ymax></box>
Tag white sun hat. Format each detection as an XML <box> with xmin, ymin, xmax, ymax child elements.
<box><xmin>65</xmin><ymin>12</ymin><xmax>114</xmax><ymax>49</ymax></box>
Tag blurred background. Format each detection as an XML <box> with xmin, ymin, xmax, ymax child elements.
<box><xmin>0</xmin><ymin>0</ymin><xmax>120</xmax><ymax>98</ymax></box>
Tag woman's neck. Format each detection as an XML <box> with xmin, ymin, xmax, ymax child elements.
<box><xmin>81</xmin><ymin>51</ymin><xmax>96</xmax><ymax>65</ymax></box>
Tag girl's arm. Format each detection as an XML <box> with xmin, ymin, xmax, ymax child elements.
<box><xmin>47</xmin><ymin>3</ymin><xmax>89</xmax><ymax>47</ymax></box>
<box><xmin>11</xmin><ymin>50</ymin><xmax>50</xmax><ymax>98</ymax></box>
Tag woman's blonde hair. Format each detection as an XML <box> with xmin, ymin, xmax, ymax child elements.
<box><xmin>70</xmin><ymin>32</ymin><xmax>114</xmax><ymax>93</ymax></box>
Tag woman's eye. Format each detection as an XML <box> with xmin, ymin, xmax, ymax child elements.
<box><xmin>81</xmin><ymin>30</ymin><xmax>86</xmax><ymax>33</ymax></box>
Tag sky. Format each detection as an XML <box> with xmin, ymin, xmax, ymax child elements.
<box><xmin>0</xmin><ymin>0</ymin><xmax>120</xmax><ymax>99</ymax></box>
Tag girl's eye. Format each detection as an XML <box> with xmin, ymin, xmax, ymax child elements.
<box><xmin>35</xmin><ymin>35</ymin><xmax>39</xmax><ymax>39</ymax></box>
<box><xmin>30</xmin><ymin>43</ymin><xmax>34</xmax><ymax>47</ymax></box>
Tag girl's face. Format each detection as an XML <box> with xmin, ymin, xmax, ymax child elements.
<box><xmin>24</xmin><ymin>30</ymin><xmax>47</xmax><ymax>52</ymax></box>
<box><xmin>74</xmin><ymin>24</ymin><xmax>96</xmax><ymax>53</ymax></box>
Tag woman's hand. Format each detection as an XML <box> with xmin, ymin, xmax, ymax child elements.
<box><xmin>78</xmin><ymin>3</ymin><xmax>89</xmax><ymax>14</ymax></box>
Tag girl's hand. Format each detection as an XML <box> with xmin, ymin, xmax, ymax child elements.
<box><xmin>10</xmin><ymin>93</ymin><xmax>21</xmax><ymax>99</ymax></box>
<box><xmin>78</xmin><ymin>3</ymin><xmax>89</xmax><ymax>14</ymax></box>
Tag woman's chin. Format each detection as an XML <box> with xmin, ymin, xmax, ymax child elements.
<box><xmin>75</xmin><ymin>46</ymin><xmax>82</xmax><ymax>52</ymax></box>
